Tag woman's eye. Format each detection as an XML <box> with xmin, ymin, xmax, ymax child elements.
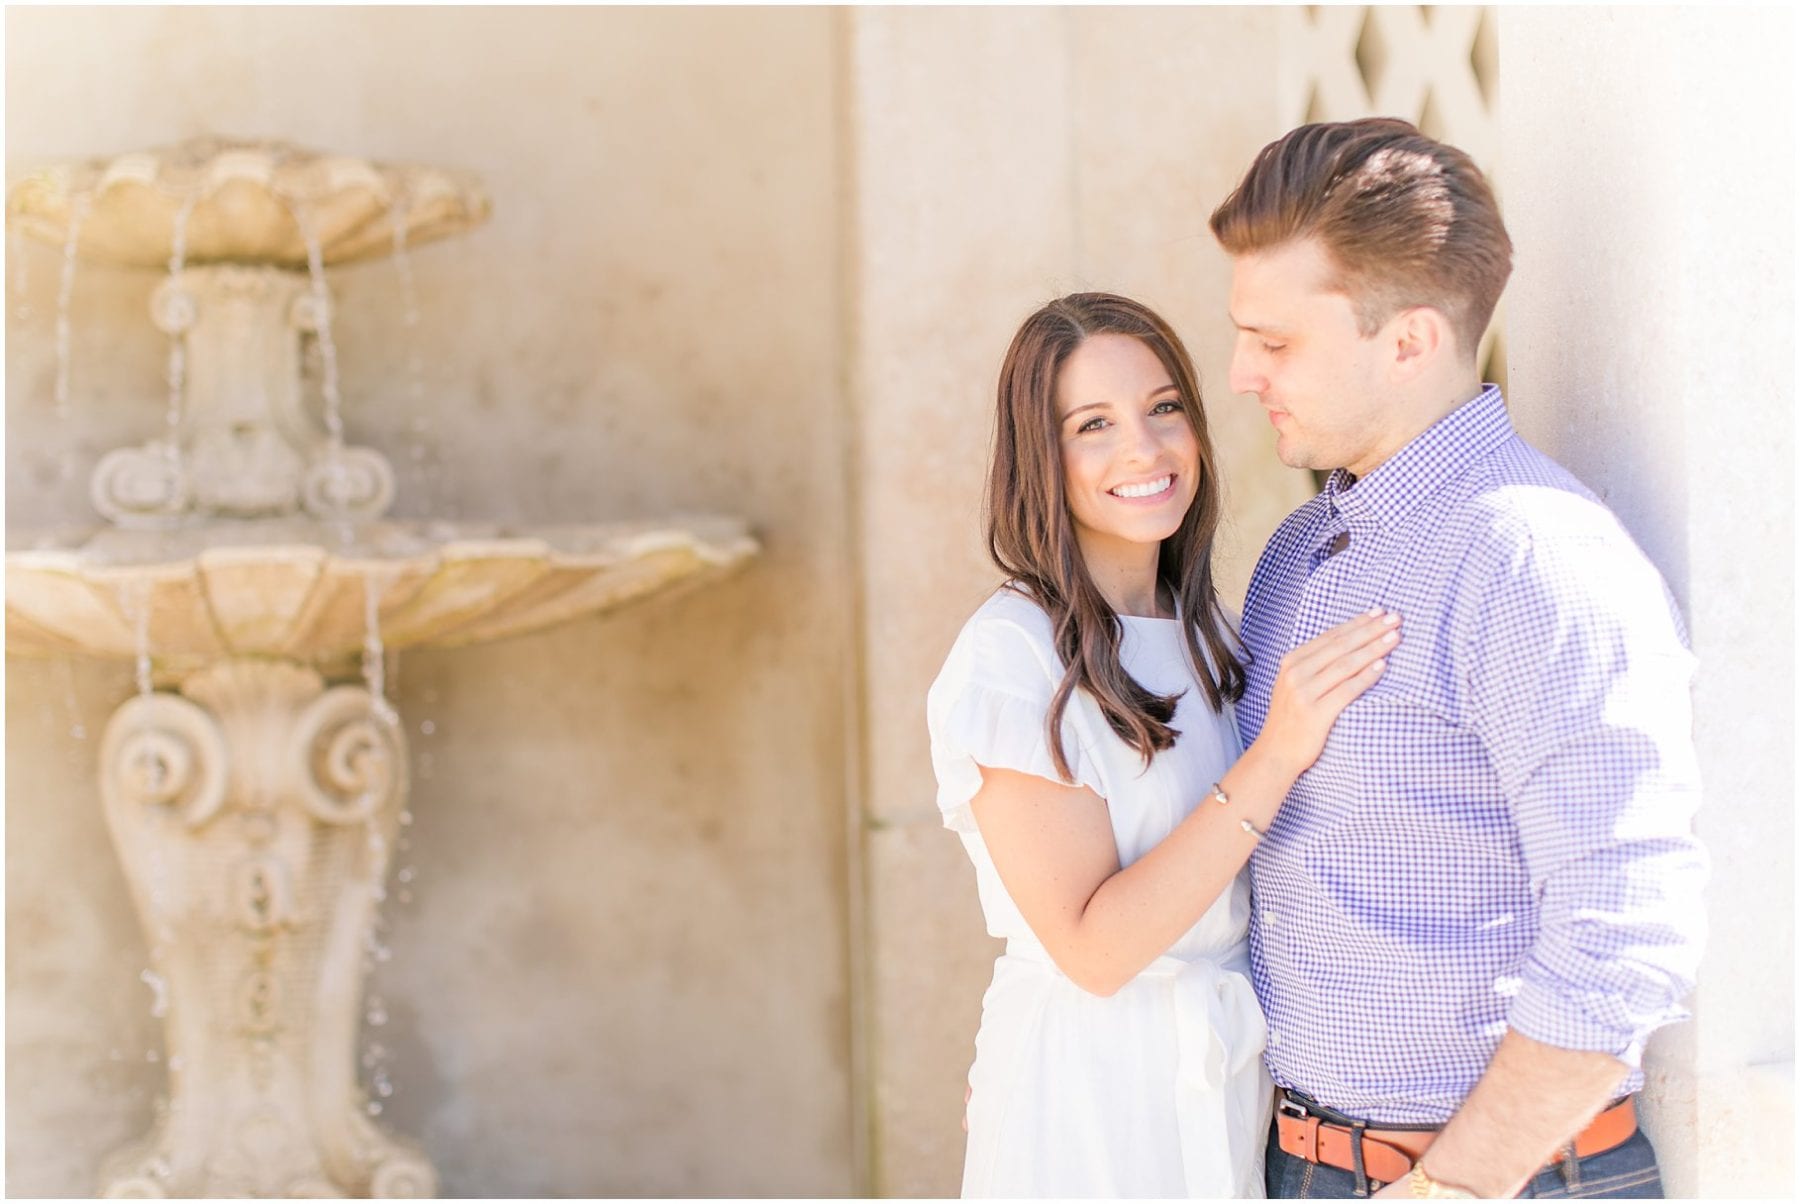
<box><xmin>1076</xmin><ymin>416</ymin><xmax>1107</xmax><ymax>434</ymax></box>
<box><xmin>1150</xmin><ymin>399</ymin><xmax>1183</xmax><ymax>415</ymax></box>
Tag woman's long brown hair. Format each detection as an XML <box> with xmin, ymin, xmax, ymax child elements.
<box><xmin>987</xmin><ymin>292</ymin><xmax>1244</xmax><ymax>780</ymax></box>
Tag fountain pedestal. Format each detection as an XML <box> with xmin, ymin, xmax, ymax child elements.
<box><xmin>95</xmin><ymin>264</ymin><xmax>395</xmax><ymax>529</ymax></box>
<box><xmin>98</xmin><ymin>659</ymin><xmax>430</xmax><ymax>1198</ymax></box>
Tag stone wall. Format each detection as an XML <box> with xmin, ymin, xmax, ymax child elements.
<box><xmin>6</xmin><ymin>7</ymin><xmax>855</xmax><ymax>1196</ymax></box>
<box><xmin>1500</xmin><ymin>8</ymin><xmax>1795</xmax><ymax>1196</ymax></box>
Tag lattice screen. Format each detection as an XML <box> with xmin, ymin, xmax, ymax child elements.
<box><xmin>1278</xmin><ymin>6</ymin><xmax>1506</xmax><ymax>389</ymax></box>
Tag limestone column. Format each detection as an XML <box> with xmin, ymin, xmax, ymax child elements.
<box><xmin>843</xmin><ymin>8</ymin><xmax>1296</xmax><ymax>1195</ymax></box>
<box><xmin>1498</xmin><ymin>8</ymin><xmax>1794</xmax><ymax>1196</ymax></box>
<box><xmin>844</xmin><ymin>10</ymin><xmax>1079</xmax><ymax>1195</ymax></box>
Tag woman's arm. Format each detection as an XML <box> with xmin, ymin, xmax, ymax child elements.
<box><xmin>970</xmin><ymin>608</ymin><xmax>1399</xmax><ymax>996</ymax></box>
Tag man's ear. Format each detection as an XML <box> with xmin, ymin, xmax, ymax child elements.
<box><xmin>1389</xmin><ymin>306</ymin><xmax>1448</xmax><ymax>381</ymax></box>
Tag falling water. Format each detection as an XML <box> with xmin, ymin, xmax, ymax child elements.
<box><xmin>360</xmin><ymin>566</ymin><xmax>398</xmax><ymax>1044</ymax></box>
<box><xmin>124</xmin><ymin>579</ymin><xmax>155</xmax><ymax>699</ymax></box>
<box><xmin>358</xmin><ymin>581</ymin><xmax>399</xmax><ymax>1109</ymax></box>
<box><xmin>363</xmin><ymin>1034</ymin><xmax>391</xmax><ymax>1117</ymax></box>
<box><xmin>295</xmin><ymin>209</ymin><xmax>345</xmax><ymax>456</ymax></box>
<box><xmin>162</xmin><ymin>194</ymin><xmax>199</xmax><ymax>472</ymax></box>
<box><xmin>59</xmin><ymin>656</ymin><xmax>87</xmax><ymax>741</ymax></box>
<box><xmin>391</xmin><ymin>198</ymin><xmax>423</xmax><ymax>341</ymax></box>
<box><xmin>53</xmin><ymin>190</ymin><xmax>93</xmax><ymax>414</ymax></box>
<box><xmin>124</xmin><ymin>575</ymin><xmax>178</xmax><ymax>1039</ymax></box>
<box><xmin>360</xmin><ymin>947</ymin><xmax>394</xmax><ymax>1116</ymax></box>
<box><xmin>9</xmin><ymin>222</ymin><xmax>32</xmax><ymax>321</ymax></box>
<box><xmin>294</xmin><ymin>204</ymin><xmax>355</xmax><ymax>544</ymax></box>
<box><xmin>361</xmin><ymin>570</ymin><xmax>398</xmax><ymax>729</ymax></box>
<box><xmin>391</xmin><ymin>201</ymin><xmax>445</xmax><ymax>520</ymax></box>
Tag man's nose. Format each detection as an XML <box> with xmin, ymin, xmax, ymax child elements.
<box><xmin>1228</xmin><ymin>344</ymin><xmax>1262</xmax><ymax>397</ymax></box>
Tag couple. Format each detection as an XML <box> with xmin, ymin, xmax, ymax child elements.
<box><xmin>927</xmin><ymin>119</ymin><xmax>1707</xmax><ymax>1199</ymax></box>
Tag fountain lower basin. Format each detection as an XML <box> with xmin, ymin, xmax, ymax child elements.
<box><xmin>6</xmin><ymin>516</ymin><xmax>757</xmax><ymax>678</ymax></box>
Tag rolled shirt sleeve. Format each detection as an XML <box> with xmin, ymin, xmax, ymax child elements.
<box><xmin>1465</xmin><ymin>519</ymin><xmax>1709</xmax><ymax>1067</ymax></box>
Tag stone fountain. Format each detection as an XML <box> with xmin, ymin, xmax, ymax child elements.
<box><xmin>5</xmin><ymin>138</ymin><xmax>758</xmax><ymax>1198</ymax></box>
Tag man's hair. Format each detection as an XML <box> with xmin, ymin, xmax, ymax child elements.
<box><xmin>1209</xmin><ymin>118</ymin><xmax>1512</xmax><ymax>359</ymax></box>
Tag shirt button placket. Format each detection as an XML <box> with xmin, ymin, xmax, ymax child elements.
<box><xmin>1292</xmin><ymin>520</ymin><xmax>1355</xmax><ymax>647</ymax></box>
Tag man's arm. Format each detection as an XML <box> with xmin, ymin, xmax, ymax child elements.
<box><xmin>1377</xmin><ymin>520</ymin><xmax>1708</xmax><ymax>1196</ymax></box>
<box><xmin>1373</xmin><ymin>1032</ymin><xmax>1627</xmax><ymax>1196</ymax></box>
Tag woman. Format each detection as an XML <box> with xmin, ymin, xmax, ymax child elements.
<box><xmin>927</xmin><ymin>293</ymin><xmax>1399</xmax><ymax>1197</ymax></box>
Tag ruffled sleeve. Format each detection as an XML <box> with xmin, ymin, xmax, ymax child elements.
<box><xmin>926</xmin><ymin>604</ymin><xmax>1107</xmax><ymax>835</ymax></box>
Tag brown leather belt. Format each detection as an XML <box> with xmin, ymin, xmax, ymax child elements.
<box><xmin>1274</xmin><ymin>1091</ymin><xmax>1639</xmax><ymax>1186</ymax></box>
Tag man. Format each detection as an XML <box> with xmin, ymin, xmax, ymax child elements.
<box><xmin>1211</xmin><ymin>119</ymin><xmax>1708</xmax><ymax>1199</ymax></box>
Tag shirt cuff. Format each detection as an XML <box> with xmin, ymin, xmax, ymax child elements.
<box><xmin>1505</xmin><ymin>974</ymin><xmax>1685</xmax><ymax>1070</ymax></box>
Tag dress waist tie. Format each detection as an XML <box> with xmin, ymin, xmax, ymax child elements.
<box><xmin>1001</xmin><ymin>942</ymin><xmax>1268</xmax><ymax>1197</ymax></box>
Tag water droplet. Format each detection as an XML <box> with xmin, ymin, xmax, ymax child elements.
<box><xmin>418</xmin><ymin>720</ymin><xmax>435</xmax><ymax>737</ymax></box>
<box><xmin>146</xmin><ymin>1049</ymin><xmax>161</xmax><ymax>1063</ymax></box>
<box><xmin>367</xmin><ymin>1100</ymin><xmax>383</xmax><ymax>1116</ymax></box>
<box><xmin>398</xmin><ymin>810</ymin><xmax>414</xmax><ymax>826</ymax></box>
<box><xmin>140</xmin><ymin>968</ymin><xmax>170</xmax><ymax>1018</ymax></box>
<box><xmin>70</xmin><ymin>724</ymin><xmax>87</xmax><ymax>740</ymax></box>
<box><xmin>397</xmin><ymin>867</ymin><xmax>415</xmax><ymax>884</ymax></box>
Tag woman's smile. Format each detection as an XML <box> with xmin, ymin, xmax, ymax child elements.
<box><xmin>1107</xmin><ymin>473</ymin><xmax>1177</xmax><ymax>502</ymax></box>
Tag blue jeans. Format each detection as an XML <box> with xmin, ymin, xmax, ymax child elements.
<box><xmin>1264</xmin><ymin>1115</ymin><xmax>1664</xmax><ymax>1199</ymax></box>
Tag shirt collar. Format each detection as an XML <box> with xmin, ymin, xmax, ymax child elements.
<box><xmin>1324</xmin><ymin>385</ymin><xmax>1512</xmax><ymax>530</ymax></box>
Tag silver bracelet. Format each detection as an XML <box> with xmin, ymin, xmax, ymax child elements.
<box><xmin>1212</xmin><ymin>782</ymin><xmax>1265</xmax><ymax>840</ymax></box>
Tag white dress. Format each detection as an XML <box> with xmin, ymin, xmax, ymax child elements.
<box><xmin>927</xmin><ymin>587</ymin><xmax>1272</xmax><ymax>1198</ymax></box>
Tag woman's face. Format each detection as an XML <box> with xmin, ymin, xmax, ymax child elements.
<box><xmin>1054</xmin><ymin>332</ymin><xmax>1201</xmax><ymax>566</ymax></box>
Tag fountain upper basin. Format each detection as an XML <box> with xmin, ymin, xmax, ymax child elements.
<box><xmin>6</xmin><ymin>136</ymin><xmax>490</xmax><ymax>268</ymax></box>
<box><xmin>5</xmin><ymin>517</ymin><xmax>756</xmax><ymax>678</ymax></box>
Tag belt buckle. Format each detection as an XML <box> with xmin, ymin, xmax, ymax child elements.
<box><xmin>1277</xmin><ymin>1095</ymin><xmax>1310</xmax><ymax>1122</ymax></box>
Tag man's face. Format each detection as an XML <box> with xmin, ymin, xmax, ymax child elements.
<box><xmin>1227</xmin><ymin>237</ymin><xmax>1396</xmax><ymax>479</ymax></box>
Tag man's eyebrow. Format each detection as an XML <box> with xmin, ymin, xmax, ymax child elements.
<box><xmin>1228</xmin><ymin>313</ymin><xmax>1284</xmax><ymax>334</ymax></box>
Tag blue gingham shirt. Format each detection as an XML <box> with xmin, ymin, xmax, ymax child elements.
<box><xmin>1237</xmin><ymin>386</ymin><xmax>1707</xmax><ymax>1124</ymax></box>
